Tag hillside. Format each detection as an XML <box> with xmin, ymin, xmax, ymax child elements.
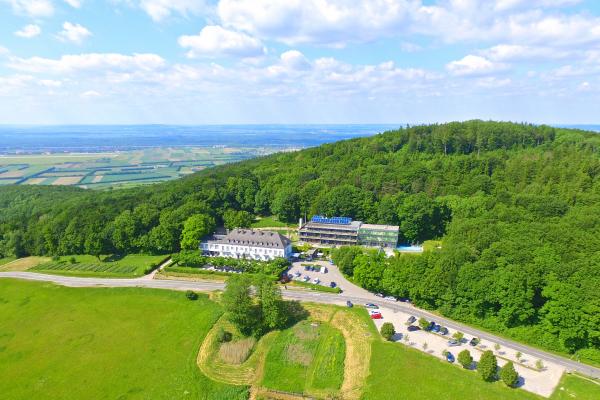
<box><xmin>1</xmin><ymin>120</ymin><xmax>599</xmax><ymax>363</ymax></box>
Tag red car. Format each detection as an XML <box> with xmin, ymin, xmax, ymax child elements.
<box><xmin>369</xmin><ymin>310</ymin><xmax>383</xmax><ymax>319</ymax></box>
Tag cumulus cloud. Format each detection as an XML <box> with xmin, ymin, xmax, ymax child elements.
<box><xmin>482</xmin><ymin>44</ymin><xmax>571</xmax><ymax>62</ymax></box>
<box><xmin>64</xmin><ymin>0</ymin><xmax>81</xmax><ymax>8</ymax></box>
<box><xmin>178</xmin><ymin>25</ymin><xmax>265</xmax><ymax>58</ymax></box>
<box><xmin>280</xmin><ymin>50</ymin><xmax>311</xmax><ymax>70</ymax></box>
<box><xmin>8</xmin><ymin>53</ymin><xmax>166</xmax><ymax>74</ymax></box>
<box><xmin>136</xmin><ymin>0</ymin><xmax>207</xmax><ymax>22</ymax></box>
<box><xmin>57</xmin><ymin>22</ymin><xmax>92</xmax><ymax>44</ymax></box>
<box><xmin>3</xmin><ymin>0</ymin><xmax>54</xmax><ymax>17</ymax></box>
<box><xmin>38</xmin><ymin>79</ymin><xmax>62</xmax><ymax>87</ymax></box>
<box><xmin>15</xmin><ymin>24</ymin><xmax>41</xmax><ymax>38</ymax></box>
<box><xmin>446</xmin><ymin>55</ymin><xmax>506</xmax><ymax>76</ymax></box>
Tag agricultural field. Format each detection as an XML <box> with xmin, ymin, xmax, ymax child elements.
<box><xmin>0</xmin><ymin>256</ymin><xmax>50</xmax><ymax>271</ymax></box>
<box><xmin>261</xmin><ymin>320</ymin><xmax>346</xmax><ymax>396</ymax></box>
<box><xmin>30</xmin><ymin>254</ymin><xmax>168</xmax><ymax>277</ymax></box>
<box><xmin>0</xmin><ymin>146</ymin><xmax>282</xmax><ymax>189</ymax></box>
<box><xmin>0</xmin><ymin>279</ymin><xmax>247</xmax><ymax>400</ymax></box>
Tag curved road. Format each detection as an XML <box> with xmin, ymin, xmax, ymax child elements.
<box><xmin>1</xmin><ymin>270</ymin><xmax>599</xmax><ymax>380</ymax></box>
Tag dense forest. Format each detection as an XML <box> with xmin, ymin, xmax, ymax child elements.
<box><xmin>1</xmin><ymin>120</ymin><xmax>599</xmax><ymax>363</ymax></box>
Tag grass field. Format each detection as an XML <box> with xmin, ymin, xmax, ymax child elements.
<box><xmin>261</xmin><ymin>320</ymin><xmax>346</xmax><ymax>396</ymax></box>
<box><xmin>30</xmin><ymin>254</ymin><xmax>167</xmax><ymax>277</ymax></box>
<box><xmin>0</xmin><ymin>279</ymin><xmax>247</xmax><ymax>400</ymax></box>
<box><xmin>0</xmin><ymin>256</ymin><xmax>50</xmax><ymax>271</ymax></box>
<box><xmin>551</xmin><ymin>374</ymin><xmax>600</xmax><ymax>400</ymax></box>
<box><xmin>0</xmin><ymin>257</ymin><xmax>16</xmax><ymax>266</ymax></box>
<box><xmin>251</xmin><ymin>216</ymin><xmax>295</xmax><ymax>228</ymax></box>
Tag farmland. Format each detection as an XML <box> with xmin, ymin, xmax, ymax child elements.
<box><xmin>0</xmin><ymin>279</ymin><xmax>247</xmax><ymax>400</ymax></box>
<box><xmin>30</xmin><ymin>254</ymin><xmax>168</xmax><ymax>277</ymax></box>
<box><xmin>0</xmin><ymin>146</ymin><xmax>283</xmax><ymax>189</ymax></box>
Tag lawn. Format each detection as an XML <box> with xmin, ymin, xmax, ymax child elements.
<box><xmin>30</xmin><ymin>254</ymin><xmax>168</xmax><ymax>277</ymax></box>
<box><xmin>261</xmin><ymin>320</ymin><xmax>345</xmax><ymax>397</ymax></box>
<box><xmin>0</xmin><ymin>279</ymin><xmax>247</xmax><ymax>400</ymax></box>
<box><xmin>251</xmin><ymin>216</ymin><xmax>294</xmax><ymax>228</ymax></box>
<box><xmin>550</xmin><ymin>374</ymin><xmax>600</xmax><ymax>400</ymax></box>
<box><xmin>0</xmin><ymin>257</ymin><xmax>16</xmax><ymax>267</ymax></box>
<box><xmin>362</xmin><ymin>339</ymin><xmax>542</xmax><ymax>400</ymax></box>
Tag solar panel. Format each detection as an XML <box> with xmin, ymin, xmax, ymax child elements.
<box><xmin>311</xmin><ymin>215</ymin><xmax>352</xmax><ymax>225</ymax></box>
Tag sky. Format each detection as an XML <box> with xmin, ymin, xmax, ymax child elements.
<box><xmin>1</xmin><ymin>0</ymin><xmax>600</xmax><ymax>125</ymax></box>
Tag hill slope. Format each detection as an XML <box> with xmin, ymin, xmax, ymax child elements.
<box><xmin>1</xmin><ymin>120</ymin><xmax>599</xmax><ymax>362</ymax></box>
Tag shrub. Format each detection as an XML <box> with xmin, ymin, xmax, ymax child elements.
<box><xmin>458</xmin><ymin>349</ymin><xmax>473</xmax><ymax>369</ymax></box>
<box><xmin>52</xmin><ymin>255</ymin><xmax>60</xmax><ymax>261</ymax></box>
<box><xmin>535</xmin><ymin>359</ymin><xmax>544</xmax><ymax>371</ymax></box>
<box><xmin>452</xmin><ymin>331</ymin><xmax>464</xmax><ymax>341</ymax></box>
<box><xmin>500</xmin><ymin>361</ymin><xmax>519</xmax><ymax>387</ymax></box>
<box><xmin>185</xmin><ymin>290</ymin><xmax>198</xmax><ymax>300</ymax></box>
<box><xmin>380</xmin><ymin>322</ymin><xmax>395</xmax><ymax>341</ymax></box>
<box><xmin>216</xmin><ymin>327</ymin><xmax>232</xmax><ymax>343</ymax></box>
<box><xmin>69</xmin><ymin>256</ymin><xmax>77</xmax><ymax>264</ymax></box>
<box><xmin>418</xmin><ymin>317</ymin><xmax>429</xmax><ymax>330</ymax></box>
<box><xmin>478</xmin><ymin>350</ymin><xmax>498</xmax><ymax>382</ymax></box>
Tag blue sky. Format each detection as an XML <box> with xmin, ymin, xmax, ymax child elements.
<box><xmin>1</xmin><ymin>0</ymin><xmax>600</xmax><ymax>124</ymax></box>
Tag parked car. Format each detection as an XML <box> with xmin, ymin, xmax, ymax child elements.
<box><xmin>369</xmin><ymin>311</ymin><xmax>383</xmax><ymax>319</ymax></box>
<box><xmin>329</xmin><ymin>259</ymin><xmax>334</xmax><ymax>265</ymax></box>
<box><xmin>365</xmin><ymin>303</ymin><xmax>379</xmax><ymax>309</ymax></box>
<box><xmin>303</xmin><ymin>275</ymin><xmax>310</xmax><ymax>282</ymax></box>
<box><xmin>427</xmin><ymin>321</ymin><xmax>436</xmax><ymax>331</ymax></box>
<box><xmin>375</xmin><ymin>293</ymin><xmax>384</xmax><ymax>298</ymax></box>
<box><xmin>432</xmin><ymin>324</ymin><xmax>441</xmax><ymax>333</ymax></box>
<box><xmin>294</xmin><ymin>271</ymin><xmax>301</xmax><ymax>277</ymax></box>
<box><xmin>322</xmin><ymin>267</ymin><xmax>328</xmax><ymax>274</ymax></box>
<box><xmin>304</xmin><ymin>265</ymin><xmax>310</xmax><ymax>271</ymax></box>
<box><xmin>440</xmin><ymin>327</ymin><xmax>449</xmax><ymax>335</ymax></box>
<box><xmin>407</xmin><ymin>325</ymin><xmax>421</xmax><ymax>332</ymax></box>
<box><xmin>406</xmin><ymin>315</ymin><xmax>417</xmax><ymax>324</ymax></box>
<box><xmin>447</xmin><ymin>339</ymin><xmax>460</xmax><ymax>347</ymax></box>
<box><xmin>329</xmin><ymin>281</ymin><xmax>337</xmax><ymax>288</ymax></box>
<box><xmin>446</xmin><ymin>352</ymin><xmax>455</xmax><ymax>363</ymax></box>
<box><xmin>346</xmin><ymin>301</ymin><xmax>353</xmax><ymax>308</ymax></box>
<box><xmin>469</xmin><ymin>337</ymin><xmax>480</xmax><ymax>347</ymax></box>
<box><xmin>385</xmin><ymin>296</ymin><xmax>397</xmax><ymax>302</ymax></box>
<box><xmin>313</xmin><ymin>278</ymin><xmax>320</xmax><ymax>285</ymax></box>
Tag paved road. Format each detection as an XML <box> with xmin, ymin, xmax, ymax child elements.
<box><xmin>2</xmin><ymin>270</ymin><xmax>600</xmax><ymax>380</ymax></box>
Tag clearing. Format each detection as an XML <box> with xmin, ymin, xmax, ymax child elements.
<box><xmin>0</xmin><ymin>256</ymin><xmax>50</xmax><ymax>271</ymax></box>
<box><xmin>0</xmin><ymin>279</ymin><xmax>247</xmax><ymax>400</ymax></box>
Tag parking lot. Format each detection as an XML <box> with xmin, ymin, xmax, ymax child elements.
<box><xmin>371</xmin><ymin>307</ymin><xmax>565</xmax><ymax>398</ymax></box>
<box><xmin>286</xmin><ymin>260</ymin><xmax>346</xmax><ymax>290</ymax></box>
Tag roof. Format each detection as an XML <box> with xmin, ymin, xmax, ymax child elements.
<box><xmin>302</xmin><ymin>220</ymin><xmax>362</xmax><ymax>231</ymax></box>
<box><xmin>209</xmin><ymin>229</ymin><xmax>291</xmax><ymax>249</ymax></box>
<box><xmin>359</xmin><ymin>224</ymin><xmax>400</xmax><ymax>232</ymax></box>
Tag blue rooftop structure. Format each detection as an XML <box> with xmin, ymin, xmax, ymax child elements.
<box><xmin>311</xmin><ymin>215</ymin><xmax>352</xmax><ymax>225</ymax></box>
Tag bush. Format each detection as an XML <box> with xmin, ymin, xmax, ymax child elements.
<box><xmin>69</xmin><ymin>256</ymin><xmax>77</xmax><ymax>264</ymax></box>
<box><xmin>478</xmin><ymin>350</ymin><xmax>498</xmax><ymax>382</ymax></box>
<box><xmin>418</xmin><ymin>317</ymin><xmax>430</xmax><ymax>330</ymax></box>
<box><xmin>500</xmin><ymin>361</ymin><xmax>519</xmax><ymax>387</ymax></box>
<box><xmin>380</xmin><ymin>322</ymin><xmax>395</xmax><ymax>341</ymax></box>
<box><xmin>457</xmin><ymin>349</ymin><xmax>473</xmax><ymax>369</ymax></box>
<box><xmin>52</xmin><ymin>255</ymin><xmax>60</xmax><ymax>261</ymax></box>
<box><xmin>185</xmin><ymin>290</ymin><xmax>199</xmax><ymax>300</ymax></box>
<box><xmin>216</xmin><ymin>327</ymin><xmax>232</xmax><ymax>343</ymax></box>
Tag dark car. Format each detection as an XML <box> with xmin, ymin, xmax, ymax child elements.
<box><xmin>330</xmin><ymin>281</ymin><xmax>337</xmax><ymax>288</ymax></box>
<box><xmin>406</xmin><ymin>315</ymin><xmax>417</xmax><ymax>324</ymax></box>
<box><xmin>469</xmin><ymin>337</ymin><xmax>480</xmax><ymax>346</ymax></box>
<box><xmin>448</xmin><ymin>339</ymin><xmax>460</xmax><ymax>347</ymax></box>
<box><xmin>304</xmin><ymin>265</ymin><xmax>310</xmax><ymax>271</ymax></box>
<box><xmin>432</xmin><ymin>324</ymin><xmax>441</xmax><ymax>333</ymax></box>
<box><xmin>446</xmin><ymin>352</ymin><xmax>455</xmax><ymax>363</ymax></box>
<box><xmin>407</xmin><ymin>325</ymin><xmax>421</xmax><ymax>332</ymax></box>
<box><xmin>427</xmin><ymin>321</ymin><xmax>436</xmax><ymax>331</ymax></box>
<box><xmin>440</xmin><ymin>327</ymin><xmax>449</xmax><ymax>335</ymax></box>
<box><xmin>346</xmin><ymin>301</ymin><xmax>353</xmax><ymax>308</ymax></box>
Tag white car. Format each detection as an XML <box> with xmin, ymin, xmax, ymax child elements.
<box><xmin>313</xmin><ymin>278</ymin><xmax>321</xmax><ymax>285</ymax></box>
<box><xmin>303</xmin><ymin>275</ymin><xmax>310</xmax><ymax>282</ymax></box>
<box><xmin>385</xmin><ymin>296</ymin><xmax>398</xmax><ymax>302</ymax></box>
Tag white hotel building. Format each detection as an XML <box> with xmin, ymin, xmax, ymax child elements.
<box><xmin>200</xmin><ymin>229</ymin><xmax>293</xmax><ymax>261</ymax></box>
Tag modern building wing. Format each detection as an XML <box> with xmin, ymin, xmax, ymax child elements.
<box><xmin>200</xmin><ymin>229</ymin><xmax>293</xmax><ymax>260</ymax></box>
<box><xmin>299</xmin><ymin>216</ymin><xmax>399</xmax><ymax>248</ymax></box>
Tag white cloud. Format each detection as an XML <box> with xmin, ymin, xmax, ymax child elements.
<box><xmin>137</xmin><ymin>0</ymin><xmax>207</xmax><ymax>22</ymax></box>
<box><xmin>446</xmin><ymin>55</ymin><xmax>506</xmax><ymax>76</ymax></box>
<box><xmin>494</xmin><ymin>0</ymin><xmax>581</xmax><ymax>12</ymax></box>
<box><xmin>280</xmin><ymin>50</ymin><xmax>311</xmax><ymax>71</ymax></box>
<box><xmin>57</xmin><ymin>22</ymin><xmax>92</xmax><ymax>44</ymax></box>
<box><xmin>4</xmin><ymin>0</ymin><xmax>54</xmax><ymax>17</ymax></box>
<box><xmin>8</xmin><ymin>53</ymin><xmax>166</xmax><ymax>74</ymax></box>
<box><xmin>400</xmin><ymin>41</ymin><xmax>422</xmax><ymax>52</ymax></box>
<box><xmin>218</xmin><ymin>0</ymin><xmax>415</xmax><ymax>46</ymax></box>
<box><xmin>64</xmin><ymin>0</ymin><xmax>81</xmax><ymax>8</ymax></box>
<box><xmin>38</xmin><ymin>79</ymin><xmax>62</xmax><ymax>87</ymax></box>
<box><xmin>0</xmin><ymin>46</ymin><xmax>9</xmax><ymax>56</ymax></box>
<box><xmin>15</xmin><ymin>24</ymin><xmax>41</xmax><ymax>39</ymax></box>
<box><xmin>482</xmin><ymin>44</ymin><xmax>571</xmax><ymax>62</ymax></box>
<box><xmin>81</xmin><ymin>90</ymin><xmax>101</xmax><ymax>98</ymax></box>
<box><xmin>178</xmin><ymin>25</ymin><xmax>265</xmax><ymax>58</ymax></box>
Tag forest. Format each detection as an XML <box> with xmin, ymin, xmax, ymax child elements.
<box><xmin>1</xmin><ymin>120</ymin><xmax>599</xmax><ymax>363</ymax></box>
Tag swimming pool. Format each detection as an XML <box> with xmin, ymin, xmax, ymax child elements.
<box><xmin>397</xmin><ymin>245</ymin><xmax>424</xmax><ymax>253</ymax></box>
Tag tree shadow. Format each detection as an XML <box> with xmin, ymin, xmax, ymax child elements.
<box><xmin>103</xmin><ymin>254</ymin><xmax>125</xmax><ymax>262</ymax></box>
<box><xmin>282</xmin><ymin>300</ymin><xmax>309</xmax><ymax>329</ymax></box>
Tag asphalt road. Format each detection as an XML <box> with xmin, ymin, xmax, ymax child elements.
<box><xmin>1</xmin><ymin>270</ymin><xmax>599</xmax><ymax>380</ymax></box>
